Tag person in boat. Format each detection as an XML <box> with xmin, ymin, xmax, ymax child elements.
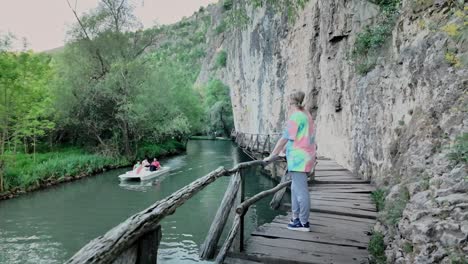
<box><xmin>133</xmin><ymin>161</ymin><xmax>141</xmax><ymax>171</ymax></box>
<box><xmin>142</xmin><ymin>159</ymin><xmax>150</xmax><ymax>168</ymax></box>
<box><xmin>150</xmin><ymin>158</ymin><xmax>161</xmax><ymax>172</ymax></box>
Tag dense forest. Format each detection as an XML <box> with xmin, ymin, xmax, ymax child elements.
<box><xmin>0</xmin><ymin>0</ymin><xmax>235</xmax><ymax>194</ymax></box>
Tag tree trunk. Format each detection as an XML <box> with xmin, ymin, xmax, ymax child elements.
<box><xmin>121</xmin><ymin>121</ymin><xmax>131</xmax><ymax>157</ymax></box>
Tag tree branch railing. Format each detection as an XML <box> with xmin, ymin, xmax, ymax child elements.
<box><xmin>67</xmin><ymin>156</ymin><xmax>286</xmax><ymax>264</ymax></box>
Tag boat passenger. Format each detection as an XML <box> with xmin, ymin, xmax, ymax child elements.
<box><xmin>142</xmin><ymin>159</ymin><xmax>150</xmax><ymax>168</ymax></box>
<box><xmin>150</xmin><ymin>158</ymin><xmax>161</xmax><ymax>172</ymax></box>
<box><xmin>133</xmin><ymin>161</ymin><xmax>141</xmax><ymax>171</ymax></box>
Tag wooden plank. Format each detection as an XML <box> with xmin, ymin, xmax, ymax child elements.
<box><xmin>310</xmin><ymin>199</ymin><xmax>376</xmax><ymax>211</ymax></box>
<box><xmin>311</xmin><ymin>183</ymin><xmax>375</xmax><ymax>189</ymax></box>
<box><xmin>281</xmin><ymin>202</ymin><xmax>378</xmax><ymax>219</ymax></box>
<box><xmin>314</xmin><ymin>179</ymin><xmax>370</xmax><ymax>184</ymax></box>
<box><xmin>310</xmin><ymin>205</ymin><xmax>377</xmax><ymax>219</ymax></box>
<box><xmin>224</xmin><ymin>256</ymin><xmax>263</xmax><ymax>264</ymax></box>
<box><xmin>311</xmin><ymin>192</ymin><xmax>372</xmax><ymax>200</ymax></box>
<box><xmin>264</xmin><ymin>222</ymin><xmax>372</xmax><ymax>241</ymax></box>
<box><xmin>273</xmin><ymin>212</ymin><xmax>376</xmax><ymax>225</ymax></box>
<box><xmin>315</xmin><ymin>170</ymin><xmax>354</xmax><ymax>177</ymax></box>
<box><xmin>244</xmin><ymin>237</ymin><xmax>368</xmax><ymax>264</ymax></box>
<box><xmin>252</xmin><ymin>224</ymin><xmax>369</xmax><ymax>248</ymax></box>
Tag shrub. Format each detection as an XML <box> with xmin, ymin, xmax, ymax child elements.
<box><xmin>352</xmin><ymin>0</ymin><xmax>401</xmax><ymax>74</ymax></box>
<box><xmin>384</xmin><ymin>186</ymin><xmax>409</xmax><ymax>225</ymax></box>
<box><xmin>402</xmin><ymin>241</ymin><xmax>413</xmax><ymax>254</ymax></box>
<box><xmin>369</xmin><ymin>232</ymin><xmax>387</xmax><ymax>264</ymax></box>
<box><xmin>371</xmin><ymin>189</ymin><xmax>386</xmax><ymax>211</ymax></box>
<box><xmin>215</xmin><ymin>50</ymin><xmax>227</xmax><ymax>68</ymax></box>
<box><xmin>223</xmin><ymin>0</ymin><xmax>233</xmax><ymax>11</ymax></box>
<box><xmin>448</xmin><ymin>133</ymin><xmax>468</xmax><ymax>165</ymax></box>
<box><xmin>215</xmin><ymin>20</ymin><xmax>227</xmax><ymax>34</ymax></box>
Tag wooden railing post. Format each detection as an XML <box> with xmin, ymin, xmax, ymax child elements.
<box><xmin>255</xmin><ymin>134</ymin><xmax>260</xmax><ymax>151</ymax></box>
<box><xmin>269</xmin><ymin>171</ymin><xmax>290</xmax><ymax>210</ymax></box>
<box><xmin>215</xmin><ymin>178</ymin><xmax>292</xmax><ymax>264</ymax></box>
<box><xmin>262</xmin><ymin>135</ymin><xmax>269</xmax><ymax>155</ymax></box>
<box><xmin>231</xmin><ymin>169</ymin><xmax>245</xmax><ymax>253</ymax></box>
<box><xmin>137</xmin><ymin>225</ymin><xmax>161</xmax><ymax>264</ymax></box>
<box><xmin>199</xmin><ymin>172</ymin><xmax>241</xmax><ymax>260</ymax></box>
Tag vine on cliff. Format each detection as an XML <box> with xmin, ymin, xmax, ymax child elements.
<box><xmin>352</xmin><ymin>0</ymin><xmax>401</xmax><ymax>74</ymax></box>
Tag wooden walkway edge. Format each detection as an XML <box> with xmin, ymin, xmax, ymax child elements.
<box><xmin>226</xmin><ymin>159</ymin><xmax>376</xmax><ymax>264</ymax></box>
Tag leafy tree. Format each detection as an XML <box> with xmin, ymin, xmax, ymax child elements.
<box><xmin>203</xmin><ymin>79</ymin><xmax>234</xmax><ymax>136</ymax></box>
<box><xmin>0</xmin><ymin>48</ymin><xmax>54</xmax><ymax>156</ymax></box>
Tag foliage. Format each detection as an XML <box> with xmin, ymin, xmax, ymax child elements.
<box><xmin>352</xmin><ymin>0</ymin><xmax>401</xmax><ymax>74</ymax></box>
<box><xmin>369</xmin><ymin>231</ymin><xmax>387</xmax><ymax>264</ymax></box>
<box><xmin>220</xmin><ymin>0</ymin><xmax>309</xmax><ymax>30</ymax></box>
<box><xmin>445</xmin><ymin>52</ymin><xmax>462</xmax><ymax>67</ymax></box>
<box><xmin>215</xmin><ymin>20</ymin><xmax>228</xmax><ymax>34</ymax></box>
<box><xmin>136</xmin><ymin>139</ymin><xmax>185</xmax><ymax>159</ymax></box>
<box><xmin>215</xmin><ymin>50</ymin><xmax>228</xmax><ymax>68</ymax></box>
<box><xmin>448</xmin><ymin>133</ymin><xmax>468</xmax><ymax>165</ymax></box>
<box><xmin>0</xmin><ymin>48</ymin><xmax>55</xmax><ymax>156</ymax></box>
<box><xmin>250</xmin><ymin>0</ymin><xmax>309</xmax><ymax>23</ymax></box>
<box><xmin>371</xmin><ymin>189</ymin><xmax>386</xmax><ymax>211</ymax></box>
<box><xmin>203</xmin><ymin>79</ymin><xmax>234</xmax><ymax>136</ymax></box>
<box><xmin>1</xmin><ymin>147</ymin><xmax>129</xmax><ymax>191</ymax></box>
<box><xmin>383</xmin><ymin>186</ymin><xmax>410</xmax><ymax>226</ymax></box>
<box><xmin>223</xmin><ymin>0</ymin><xmax>233</xmax><ymax>11</ymax></box>
<box><xmin>54</xmin><ymin>0</ymin><xmax>207</xmax><ymax>157</ymax></box>
<box><xmin>402</xmin><ymin>241</ymin><xmax>413</xmax><ymax>254</ymax></box>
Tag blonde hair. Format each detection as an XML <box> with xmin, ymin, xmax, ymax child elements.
<box><xmin>289</xmin><ymin>90</ymin><xmax>305</xmax><ymax>110</ymax></box>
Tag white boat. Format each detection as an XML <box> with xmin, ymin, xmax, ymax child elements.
<box><xmin>118</xmin><ymin>166</ymin><xmax>171</xmax><ymax>181</ymax></box>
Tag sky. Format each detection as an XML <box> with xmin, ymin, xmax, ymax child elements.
<box><xmin>0</xmin><ymin>0</ymin><xmax>217</xmax><ymax>51</ymax></box>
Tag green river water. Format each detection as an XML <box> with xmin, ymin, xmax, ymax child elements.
<box><xmin>0</xmin><ymin>140</ymin><xmax>285</xmax><ymax>264</ymax></box>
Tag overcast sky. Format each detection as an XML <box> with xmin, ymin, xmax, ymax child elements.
<box><xmin>0</xmin><ymin>0</ymin><xmax>217</xmax><ymax>51</ymax></box>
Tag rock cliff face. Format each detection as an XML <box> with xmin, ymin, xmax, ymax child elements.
<box><xmin>197</xmin><ymin>0</ymin><xmax>467</xmax><ymax>262</ymax></box>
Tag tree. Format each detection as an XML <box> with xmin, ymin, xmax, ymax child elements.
<box><xmin>0</xmin><ymin>47</ymin><xmax>54</xmax><ymax>155</ymax></box>
<box><xmin>56</xmin><ymin>0</ymin><xmax>158</xmax><ymax>157</ymax></box>
<box><xmin>203</xmin><ymin>79</ymin><xmax>234</xmax><ymax>136</ymax></box>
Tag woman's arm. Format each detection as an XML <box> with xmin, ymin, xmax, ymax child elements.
<box><xmin>264</xmin><ymin>137</ymin><xmax>288</xmax><ymax>161</ymax></box>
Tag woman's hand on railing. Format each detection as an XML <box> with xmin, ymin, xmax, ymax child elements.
<box><xmin>263</xmin><ymin>154</ymin><xmax>279</xmax><ymax>164</ymax></box>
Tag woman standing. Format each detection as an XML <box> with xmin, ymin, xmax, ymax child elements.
<box><xmin>264</xmin><ymin>91</ymin><xmax>316</xmax><ymax>232</ymax></box>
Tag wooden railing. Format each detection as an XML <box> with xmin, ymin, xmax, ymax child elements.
<box><xmin>66</xmin><ymin>157</ymin><xmax>288</xmax><ymax>264</ymax></box>
<box><xmin>231</xmin><ymin>130</ymin><xmax>282</xmax><ymax>158</ymax></box>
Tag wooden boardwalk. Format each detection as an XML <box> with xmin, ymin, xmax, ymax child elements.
<box><xmin>226</xmin><ymin>159</ymin><xmax>376</xmax><ymax>264</ymax></box>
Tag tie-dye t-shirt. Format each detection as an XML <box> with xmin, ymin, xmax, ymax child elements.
<box><xmin>282</xmin><ymin>110</ymin><xmax>316</xmax><ymax>172</ymax></box>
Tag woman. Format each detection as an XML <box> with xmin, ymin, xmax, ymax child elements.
<box><xmin>150</xmin><ymin>158</ymin><xmax>161</xmax><ymax>172</ymax></box>
<box><xmin>264</xmin><ymin>91</ymin><xmax>316</xmax><ymax>232</ymax></box>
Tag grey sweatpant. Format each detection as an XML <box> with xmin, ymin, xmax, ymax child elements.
<box><xmin>290</xmin><ymin>171</ymin><xmax>310</xmax><ymax>224</ymax></box>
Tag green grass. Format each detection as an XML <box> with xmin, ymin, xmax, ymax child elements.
<box><xmin>1</xmin><ymin>148</ymin><xmax>129</xmax><ymax>192</ymax></box>
<box><xmin>369</xmin><ymin>231</ymin><xmax>387</xmax><ymax>264</ymax></box>
<box><xmin>448</xmin><ymin>133</ymin><xmax>468</xmax><ymax>165</ymax></box>
<box><xmin>371</xmin><ymin>189</ymin><xmax>386</xmax><ymax>211</ymax></box>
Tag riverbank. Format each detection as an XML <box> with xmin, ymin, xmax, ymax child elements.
<box><xmin>0</xmin><ymin>140</ymin><xmax>186</xmax><ymax>201</ymax></box>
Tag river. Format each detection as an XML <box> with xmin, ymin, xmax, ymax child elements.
<box><xmin>0</xmin><ymin>140</ymin><xmax>285</xmax><ymax>264</ymax></box>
